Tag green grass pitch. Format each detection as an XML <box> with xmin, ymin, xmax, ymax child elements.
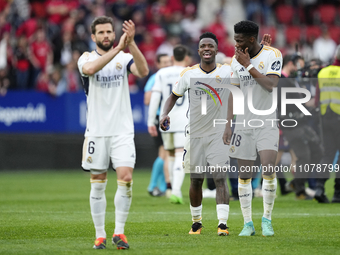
<box><xmin>0</xmin><ymin>170</ymin><xmax>339</xmax><ymax>254</ymax></box>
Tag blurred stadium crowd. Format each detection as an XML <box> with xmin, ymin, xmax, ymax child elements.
<box><xmin>0</xmin><ymin>0</ymin><xmax>339</xmax><ymax>96</ymax></box>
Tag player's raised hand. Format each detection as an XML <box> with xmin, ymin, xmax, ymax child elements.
<box><xmin>148</xmin><ymin>125</ymin><xmax>158</xmax><ymax>137</ymax></box>
<box><xmin>122</xmin><ymin>20</ymin><xmax>135</xmax><ymax>45</ymax></box>
<box><xmin>159</xmin><ymin>115</ymin><xmax>170</xmax><ymax>131</ymax></box>
<box><xmin>260</xmin><ymin>34</ymin><xmax>272</xmax><ymax>46</ymax></box>
<box><xmin>235</xmin><ymin>47</ymin><xmax>251</xmax><ymax>68</ymax></box>
<box><xmin>223</xmin><ymin>125</ymin><xmax>232</xmax><ymax>145</ymax></box>
<box><xmin>117</xmin><ymin>33</ymin><xmax>128</xmax><ymax>51</ymax></box>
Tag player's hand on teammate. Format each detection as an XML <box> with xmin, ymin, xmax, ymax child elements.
<box><xmin>222</xmin><ymin>125</ymin><xmax>232</xmax><ymax>145</ymax></box>
<box><xmin>148</xmin><ymin>125</ymin><xmax>158</xmax><ymax>137</ymax></box>
<box><xmin>159</xmin><ymin>115</ymin><xmax>170</xmax><ymax>131</ymax></box>
<box><xmin>260</xmin><ymin>34</ymin><xmax>272</xmax><ymax>46</ymax></box>
<box><xmin>122</xmin><ymin>20</ymin><xmax>136</xmax><ymax>45</ymax></box>
<box><xmin>235</xmin><ymin>47</ymin><xmax>251</xmax><ymax>68</ymax></box>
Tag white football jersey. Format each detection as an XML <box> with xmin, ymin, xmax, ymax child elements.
<box><xmin>173</xmin><ymin>64</ymin><xmax>232</xmax><ymax>138</ymax></box>
<box><xmin>152</xmin><ymin>65</ymin><xmax>188</xmax><ymax>132</ymax></box>
<box><xmin>77</xmin><ymin>50</ymin><xmax>134</xmax><ymax>137</ymax></box>
<box><xmin>231</xmin><ymin>45</ymin><xmax>282</xmax><ymax>130</ymax></box>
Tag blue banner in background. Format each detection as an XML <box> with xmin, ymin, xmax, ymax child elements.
<box><xmin>0</xmin><ymin>91</ymin><xmax>147</xmax><ymax>133</ymax></box>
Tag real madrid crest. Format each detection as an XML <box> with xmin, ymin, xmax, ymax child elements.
<box><xmin>229</xmin><ymin>146</ymin><xmax>235</xmax><ymax>153</ymax></box>
<box><xmin>87</xmin><ymin>157</ymin><xmax>92</xmax><ymax>163</ymax></box>
<box><xmin>258</xmin><ymin>61</ymin><xmax>264</xmax><ymax>70</ymax></box>
<box><xmin>116</xmin><ymin>63</ymin><xmax>122</xmax><ymax>71</ymax></box>
<box><xmin>216</xmin><ymin>75</ymin><xmax>222</xmax><ymax>83</ymax></box>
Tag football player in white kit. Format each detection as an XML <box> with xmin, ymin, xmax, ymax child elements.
<box><xmin>148</xmin><ymin>45</ymin><xmax>192</xmax><ymax>204</ymax></box>
<box><xmin>159</xmin><ymin>33</ymin><xmax>232</xmax><ymax>236</ymax></box>
<box><xmin>77</xmin><ymin>16</ymin><xmax>148</xmax><ymax>249</ymax></box>
<box><xmin>223</xmin><ymin>20</ymin><xmax>282</xmax><ymax>237</ymax></box>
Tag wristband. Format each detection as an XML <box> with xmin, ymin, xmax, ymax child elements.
<box><xmin>246</xmin><ymin>64</ymin><xmax>254</xmax><ymax>71</ymax></box>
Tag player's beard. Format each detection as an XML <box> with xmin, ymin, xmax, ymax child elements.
<box><xmin>97</xmin><ymin>39</ymin><xmax>114</xmax><ymax>52</ymax></box>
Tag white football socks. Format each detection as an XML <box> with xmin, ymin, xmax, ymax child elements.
<box><xmin>190</xmin><ymin>204</ymin><xmax>202</xmax><ymax>223</ymax></box>
<box><xmin>171</xmin><ymin>151</ymin><xmax>185</xmax><ymax>198</ymax></box>
<box><xmin>90</xmin><ymin>179</ymin><xmax>107</xmax><ymax>239</ymax></box>
<box><xmin>168</xmin><ymin>156</ymin><xmax>175</xmax><ymax>184</ymax></box>
<box><xmin>216</xmin><ymin>204</ymin><xmax>229</xmax><ymax>225</ymax></box>
<box><xmin>262</xmin><ymin>176</ymin><xmax>277</xmax><ymax>220</ymax></box>
<box><xmin>238</xmin><ymin>178</ymin><xmax>252</xmax><ymax>224</ymax></box>
<box><xmin>114</xmin><ymin>180</ymin><xmax>133</xmax><ymax>234</ymax></box>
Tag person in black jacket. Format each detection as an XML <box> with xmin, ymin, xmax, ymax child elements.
<box><xmin>277</xmin><ymin>54</ymin><xmax>323</xmax><ymax>200</ymax></box>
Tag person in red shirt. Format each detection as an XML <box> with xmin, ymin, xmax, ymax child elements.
<box><xmin>205</xmin><ymin>11</ymin><xmax>226</xmax><ymax>44</ymax></box>
<box><xmin>46</xmin><ymin>0</ymin><xmax>78</xmax><ymax>25</ymax></box>
<box><xmin>139</xmin><ymin>31</ymin><xmax>158</xmax><ymax>70</ymax></box>
<box><xmin>29</xmin><ymin>28</ymin><xmax>53</xmax><ymax>89</ymax></box>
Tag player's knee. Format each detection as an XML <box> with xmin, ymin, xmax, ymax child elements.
<box><xmin>120</xmin><ymin>173</ymin><xmax>132</xmax><ymax>182</ymax></box>
<box><xmin>191</xmin><ymin>178</ymin><xmax>204</xmax><ymax>188</ymax></box>
<box><xmin>90</xmin><ymin>171</ymin><xmax>107</xmax><ymax>180</ymax></box>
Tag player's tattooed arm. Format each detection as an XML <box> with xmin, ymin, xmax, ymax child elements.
<box><xmin>235</xmin><ymin>48</ymin><xmax>279</xmax><ymax>92</ymax></box>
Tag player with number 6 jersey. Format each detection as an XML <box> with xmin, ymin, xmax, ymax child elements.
<box><xmin>77</xmin><ymin>16</ymin><xmax>148</xmax><ymax>250</ymax></box>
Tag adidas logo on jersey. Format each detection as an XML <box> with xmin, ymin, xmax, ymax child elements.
<box><xmin>239</xmin><ymin>67</ymin><xmax>245</xmax><ymax>72</ymax></box>
<box><xmin>131</xmin><ymin>153</ymin><xmax>135</xmax><ymax>158</ymax></box>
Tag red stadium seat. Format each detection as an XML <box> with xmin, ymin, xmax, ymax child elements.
<box><xmin>306</xmin><ymin>26</ymin><xmax>322</xmax><ymax>43</ymax></box>
<box><xmin>318</xmin><ymin>5</ymin><xmax>336</xmax><ymax>24</ymax></box>
<box><xmin>285</xmin><ymin>26</ymin><xmax>302</xmax><ymax>44</ymax></box>
<box><xmin>260</xmin><ymin>26</ymin><xmax>277</xmax><ymax>44</ymax></box>
<box><xmin>328</xmin><ymin>26</ymin><xmax>340</xmax><ymax>44</ymax></box>
<box><xmin>276</xmin><ymin>5</ymin><xmax>295</xmax><ymax>24</ymax></box>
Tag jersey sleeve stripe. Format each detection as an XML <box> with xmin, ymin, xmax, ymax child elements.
<box><xmin>172</xmin><ymin>91</ymin><xmax>183</xmax><ymax>97</ymax></box>
<box><xmin>180</xmin><ymin>64</ymin><xmax>199</xmax><ymax>77</ymax></box>
<box><xmin>266</xmin><ymin>72</ymin><xmax>281</xmax><ymax>77</ymax></box>
<box><xmin>230</xmin><ymin>55</ymin><xmax>236</xmax><ymax>65</ymax></box>
<box><xmin>264</xmin><ymin>46</ymin><xmax>282</xmax><ymax>58</ymax></box>
<box><xmin>127</xmin><ymin>59</ymin><xmax>134</xmax><ymax>73</ymax></box>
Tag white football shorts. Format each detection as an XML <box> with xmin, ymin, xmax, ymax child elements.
<box><xmin>183</xmin><ymin>132</ymin><xmax>230</xmax><ymax>176</ymax></box>
<box><xmin>229</xmin><ymin>126</ymin><xmax>279</xmax><ymax>160</ymax></box>
<box><xmin>161</xmin><ymin>132</ymin><xmax>185</xmax><ymax>150</ymax></box>
<box><xmin>82</xmin><ymin>134</ymin><xmax>136</xmax><ymax>170</ymax></box>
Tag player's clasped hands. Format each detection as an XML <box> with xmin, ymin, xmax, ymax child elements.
<box><xmin>159</xmin><ymin>115</ymin><xmax>170</xmax><ymax>131</ymax></box>
<box><xmin>122</xmin><ymin>20</ymin><xmax>136</xmax><ymax>45</ymax></box>
<box><xmin>117</xmin><ymin>33</ymin><xmax>128</xmax><ymax>51</ymax></box>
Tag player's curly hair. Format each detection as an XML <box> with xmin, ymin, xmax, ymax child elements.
<box><xmin>234</xmin><ymin>20</ymin><xmax>259</xmax><ymax>39</ymax></box>
<box><xmin>199</xmin><ymin>32</ymin><xmax>218</xmax><ymax>46</ymax></box>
